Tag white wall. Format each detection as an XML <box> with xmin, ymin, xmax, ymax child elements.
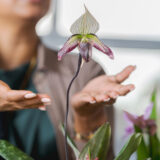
<box><xmin>55</xmin><ymin>0</ymin><xmax>160</xmax><ymax>41</ymax></box>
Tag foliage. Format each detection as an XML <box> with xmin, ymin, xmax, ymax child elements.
<box><xmin>124</xmin><ymin>89</ymin><xmax>160</xmax><ymax>160</ymax></box>
<box><xmin>61</xmin><ymin>123</ymin><xmax>142</xmax><ymax>160</ymax></box>
<box><xmin>0</xmin><ymin>140</ymin><xmax>33</xmax><ymax>160</ymax></box>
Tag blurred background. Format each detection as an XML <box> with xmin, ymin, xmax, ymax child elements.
<box><xmin>36</xmin><ymin>0</ymin><xmax>160</xmax><ymax>158</ymax></box>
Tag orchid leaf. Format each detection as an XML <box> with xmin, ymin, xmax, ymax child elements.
<box><xmin>137</xmin><ymin>137</ymin><xmax>149</xmax><ymax>160</ymax></box>
<box><xmin>88</xmin><ymin>148</ymin><xmax>91</xmax><ymax>160</ymax></box>
<box><xmin>149</xmin><ymin>135</ymin><xmax>160</xmax><ymax>159</ymax></box>
<box><xmin>114</xmin><ymin>133</ymin><xmax>142</xmax><ymax>160</ymax></box>
<box><xmin>0</xmin><ymin>140</ymin><xmax>33</xmax><ymax>160</ymax></box>
<box><xmin>79</xmin><ymin>123</ymin><xmax>111</xmax><ymax>160</ymax></box>
<box><xmin>150</xmin><ymin>89</ymin><xmax>157</xmax><ymax>120</ymax></box>
<box><xmin>134</xmin><ymin>126</ymin><xmax>149</xmax><ymax>160</ymax></box>
<box><xmin>70</xmin><ymin>5</ymin><xmax>99</xmax><ymax>35</ymax></box>
<box><xmin>60</xmin><ymin>124</ymin><xmax>80</xmax><ymax>158</ymax></box>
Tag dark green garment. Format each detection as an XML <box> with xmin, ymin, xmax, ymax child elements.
<box><xmin>0</xmin><ymin>63</ymin><xmax>59</xmax><ymax>160</ymax></box>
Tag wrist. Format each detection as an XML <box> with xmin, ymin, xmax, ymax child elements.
<box><xmin>74</xmin><ymin>107</ymin><xmax>107</xmax><ymax>134</ymax></box>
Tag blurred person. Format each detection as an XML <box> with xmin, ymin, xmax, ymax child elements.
<box><xmin>0</xmin><ymin>0</ymin><xmax>135</xmax><ymax>159</ymax></box>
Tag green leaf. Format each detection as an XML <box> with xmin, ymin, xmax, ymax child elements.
<box><xmin>137</xmin><ymin>137</ymin><xmax>149</xmax><ymax>160</ymax></box>
<box><xmin>0</xmin><ymin>140</ymin><xmax>33</xmax><ymax>160</ymax></box>
<box><xmin>134</xmin><ymin>126</ymin><xmax>149</xmax><ymax>160</ymax></box>
<box><xmin>88</xmin><ymin>148</ymin><xmax>91</xmax><ymax>160</ymax></box>
<box><xmin>79</xmin><ymin>123</ymin><xmax>111</xmax><ymax>160</ymax></box>
<box><xmin>60</xmin><ymin>124</ymin><xmax>80</xmax><ymax>158</ymax></box>
<box><xmin>149</xmin><ymin>135</ymin><xmax>160</xmax><ymax>159</ymax></box>
<box><xmin>150</xmin><ymin>89</ymin><xmax>157</xmax><ymax>120</ymax></box>
<box><xmin>114</xmin><ymin>133</ymin><xmax>142</xmax><ymax>160</ymax></box>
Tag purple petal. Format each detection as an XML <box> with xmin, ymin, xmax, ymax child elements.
<box><xmin>149</xmin><ymin>124</ymin><xmax>157</xmax><ymax>136</ymax></box>
<box><xmin>137</xmin><ymin>116</ymin><xmax>147</xmax><ymax>128</ymax></box>
<box><xmin>143</xmin><ymin>103</ymin><xmax>153</xmax><ymax>120</ymax></box>
<box><xmin>125</xmin><ymin>125</ymin><xmax>134</xmax><ymax>136</ymax></box>
<box><xmin>146</xmin><ymin>119</ymin><xmax>157</xmax><ymax>136</ymax></box>
<box><xmin>78</xmin><ymin>42</ymin><xmax>92</xmax><ymax>62</ymax></box>
<box><xmin>58</xmin><ymin>35</ymin><xmax>79</xmax><ymax>61</ymax></box>
<box><xmin>124</xmin><ymin>111</ymin><xmax>138</xmax><ymax>125</ymax></box>
<box><xmin>88</xmin><ymin>34</ymin><xmax>114</xmax><ymax>59</ymax></box>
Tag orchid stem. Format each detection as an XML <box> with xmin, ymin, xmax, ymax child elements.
<box><xmin>65</xmin><ymin>54</ymin><xmax>82</xmax><ymax>160</ymax></box>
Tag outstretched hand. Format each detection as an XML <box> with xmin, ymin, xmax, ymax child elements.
<box><xmin>0</xmin><ymin>80</ymin><xmax>51</xmax><ymax>111</ymax></box>
<box><xmin>71</xmin><ymin>65</ymin><xmax>136</xmax><ymax>133</ymax></box>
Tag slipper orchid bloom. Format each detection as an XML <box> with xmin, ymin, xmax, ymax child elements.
<box><xmin>58</xmin><ymin>6</ymin><xmax>114</xmax><ymax>160</ymax></box>
<box><xmin>124</xmin><ymin>103</ymin><xmax>157</xmax><ymax>136</ymax></box>
<box><xmin>58</xmin><ymin>6</ymin><xmax>114</xmax><ymax>62</ymax></box>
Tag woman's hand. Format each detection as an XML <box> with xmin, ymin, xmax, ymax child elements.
<box><xmin>0</xmin><ymin>80</ymin><xmax>51</xmax><ymax>111</ymax></box>
<box><xmin>71</xmin><ymin>65</ymin><xmax>136</xmax><ymax>134</ymax></box>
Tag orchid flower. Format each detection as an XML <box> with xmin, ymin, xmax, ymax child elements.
<box><xmin>124</xmin><ymin>103</ymin><xmax>157</xmax><ymax>136</ymax></box>
<box><xmin>58</xmin><ymin>6</ymin><xmax>114</xmax><ymax>160</ymax></box>
<box><xmin>58</xmin><ymin>6</ymin><xmax>114</xmax><ymax>62</ymax></box>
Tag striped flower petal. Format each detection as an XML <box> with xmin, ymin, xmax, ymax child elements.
<box><xmin>124</xmin><ymin>111</ymin><xmax>138</xmax><ymax>125</ymax></box>
<box><xmin>58</xmin><ymin>35</ymin><xmax>80</xmax><ymax>61</ymax></box>
<box><xmin>88</xmin><ymin>34</ymin><xmax>114</xmax><ymax>59</ymax></box>
<box><xmin>70</xmin><ymin>5</ymin><xmax>99</xmax><ymax>35</ymax></box>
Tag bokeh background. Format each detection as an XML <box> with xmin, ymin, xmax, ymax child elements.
<box><xmin>36</xmin><ymin>0</ymin><xmax>160</xmax><ymax>158</ymax></box>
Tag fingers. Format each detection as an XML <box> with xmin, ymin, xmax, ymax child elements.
<box><xmin>73</xmin><ymin>89</ymin><xmax>124</xmax><ymax>108</ymax></box>
<box><xmin>18</xmin><ymin>97</ymin><xmax>43</xmax><ymax>108</ymax></box>
<box><xmin>73</xmin><ymin>91</ymin><xmax>114</xmax><ymax>108</ymax></box>
<box><xmin>0</xmin><ymin>80</ymin><xmax>52</xmax><ymax>111</ymax></box>
<box><xmin>104</xmin><ymin>84</ymin><xmax>134</xmax><ymax>100</ymax></box>
<box><xmin>5</xmin><ymin>90</ymin><xmax>35</xmax><ymax>102</ymax></box>
<box><xmin>4</xmin><ymin>88</ymin><xmax>51</xmax><ymax>103</ymax></box>
<box><xmin>72</xmin><ymin>86</ymin><xmax>134</xmax><ymax>111</ymax></box>
<box><xmin>117</xmin><ymin>84</ymin><xmax>135</xmax><ymax>96</ymax></box>
<box><xmin>17</xmin><ymin>94</ymin><xmax>51</xmax><ymax>109</ymax></box>
<box><xmin>16</xmin><ymin>103</ymin><xmax>46</xmax><ymax>110</ymax></box>
<box><xmin>39</xmin><ymin>106</ymin><xmax>46</xmax><ymax>111</ymax></box>
<box><xmin>90</xmin><ymin>84</ymin><xmax>135</xmax><ymax>105</ymax></box>
<box><xmin>6</xmin><ymin>95</ymin><xmax>51</xmax><ymax>111</ymax></box>
<box><xmin>0</xmin><ymin>80</ymin><xmax>37</xmax><ymax>102</ymax></box>
<box><xmin>93</xmin><ymin>94</ymin><xmax>110</xmax><ymax>103</ymax></box>
<box><xmin>82</xmin><ymin>93</ymin><xmax>113</xmax><ymax>108</ymax></box>
<box><xmin>72</xmin><ymin>92</ymin><xmax>95</xmax><ymax>109</ymax></box>
<box><xmin>0</xmin><ymin>90</ymin><xmax>51</xmax><ymax>111</ymax></box>
<box><xmin>114</xmin><ymin>65</ymin><xmax>136</xmax><ymax>83</ymax></box>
